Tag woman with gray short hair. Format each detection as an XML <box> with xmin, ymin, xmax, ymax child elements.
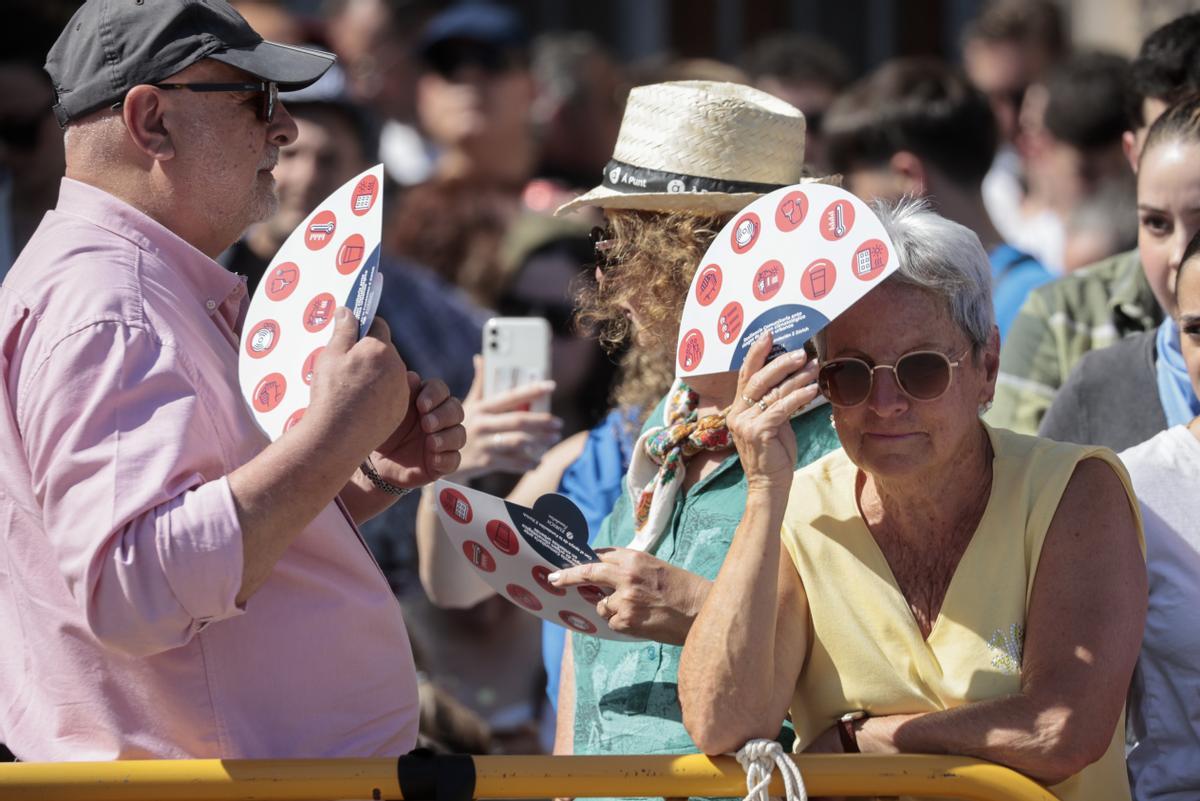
<box><xmin>678</xmin><ymin>198</ymin><xmax>1147</xmax><ymax>800</ymax></box>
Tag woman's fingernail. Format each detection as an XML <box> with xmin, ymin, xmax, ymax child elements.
<box><xmin>790</xmin><ymin>350</ymin><xmax>807</xmax><ymax>362</ymax></box>
<box><xmin>547</xmin><ymin>571</ymin><xmax>561</xmax><ymax>583</ymax></box>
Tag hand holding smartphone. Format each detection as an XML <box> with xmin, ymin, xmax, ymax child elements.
<box><xmin>482</xmin><ymin>317</ymin><xmax>551</xmax><ymax>413</ymax></box>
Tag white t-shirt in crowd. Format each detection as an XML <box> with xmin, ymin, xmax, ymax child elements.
<box><xmin>983</xmin><ymin>146</ymin><xmax>1067</xmax><ymax>275</ymax></box>
<box><xmin>1120</xmin><ymin>425</ymin><xmax>1200</xmax><ymax>801</ymax></box>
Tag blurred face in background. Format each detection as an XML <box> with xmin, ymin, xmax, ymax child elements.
<box><xmin>1137</xmin><ymin>137</ymin><xmax>1200</xmax><ymax>318</ymax></box>
<box><xmin>1177</xmin><ymin>258</ymin><xmax>1200</xmax><ymax>398</ymax></box>
<box><xmin>964</xmin><ymin>37</ymin><xmax>1041</xmax><ymax>145</ymax></box>
<box><xmin>0</xmin><ymin>63</ymin><xmax>64</xmax><ymax>198</ymax></box>
<box><xmin>1128</xmin><ymin>97</ymin><xmax>1171</xmax><ymax>168</ymax></box>
<box><xmin>755</xmin><ymin>76</ymin><xmax>839</xmax><ymax>171</ymax></box>
<box><xmin>1019</xmin><ymin>85</ymin><xmax>1129</xmax><ymax>218</ymax></box>
<box><xmin>266</xmin><ymin>105</ymin><xmax>367</xmax><ymax>244</ymax></box>
<box><xmin>327</xmin><ymin>0</ymin><xmax>420</xmax><ymax>121</ymax></box>
<box><xmin>417</xmin><ymin>40</ymin><xmax>536</xmax><ymax>185</ymax></box>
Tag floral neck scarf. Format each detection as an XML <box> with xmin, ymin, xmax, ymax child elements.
<box><xmin>625</xmin><ymin>379</ymin><xmax>732</xmax><ymax>552</ymax></box>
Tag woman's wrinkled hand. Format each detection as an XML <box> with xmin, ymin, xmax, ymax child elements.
<box><xmin>727</xmin><ymin>331</ymin><xmax>821</xmax><ymax>493</ymax></box>
<box><xmin>548</xmin><ymin>547</ymin><xmax>710</xmax><ymax>645</ymax></box>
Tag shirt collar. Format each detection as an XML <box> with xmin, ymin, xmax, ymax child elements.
<box><xmin>55</xmin><ymin>178</ymin><xmax>244</xmax><ymax>319</ymax></box>
<box><xmin>1109</xmin><ymin>249</ymin><xmax>1163</xmax><ymax>328</ymax></box>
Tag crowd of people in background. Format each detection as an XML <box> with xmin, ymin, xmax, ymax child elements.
<box><xmin>3</xmin><ymin>0</ymin><xmax>1200</xmax><ymax>799</ymax></box>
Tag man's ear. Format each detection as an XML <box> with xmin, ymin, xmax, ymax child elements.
<box><xmin>122</xmin><ymin>85</ymin><xmax>175</xmax><ymax>162</ymax></box>
<box><xmin>981</xmin><ymin>325</ymin><xmax>1001</xmax><ymax>395</ymax></box>
<box><xmin>1122</xmin><ymin>130</ymin><xmax>1139</xmax><ymax>174</ymax></box>
<box><xmin>888</xmin><ymin>150</ymin><xmax>928</xmax><ymax>196</ymax></box>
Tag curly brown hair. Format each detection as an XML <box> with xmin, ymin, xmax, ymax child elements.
<box><xmin>576</xmin><ymin>208</ymin><xmax>733</xmax><ymax>416</ymax></box>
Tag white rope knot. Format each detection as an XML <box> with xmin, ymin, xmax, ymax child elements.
<box><xmin>734</xmin><ymin>738</ymin><xmax>807</xmax><ymax>801</ymax></box>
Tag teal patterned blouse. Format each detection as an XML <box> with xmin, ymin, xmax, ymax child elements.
<box><xmin>570</xmin><ymin>397</ymin><xmax>841</xmax><ymax>770</ymax></box>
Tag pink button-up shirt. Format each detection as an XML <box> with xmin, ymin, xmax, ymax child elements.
<box><xmin>0</xmin><ymin>178</ymin><xmax>418</xmax><ymax>760</ymax></box>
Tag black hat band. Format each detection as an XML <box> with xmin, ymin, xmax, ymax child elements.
<box><xmin>600</xmin><ymin>159</ymin><xmax>784</xmax><ymax>196</ymax></box>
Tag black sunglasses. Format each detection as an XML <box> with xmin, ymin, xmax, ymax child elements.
<box><xmin>590</xmin><ymin>226</ymin><xmax>617</xmax><ymax>273</ymax></box>
<box><xmin>426</xmin><ymin>41</ymin><xmax>521</xmax><ymax>80</ymax></box>
<box><xmin>818</xmin><ymin>350</ymin><xmax>966</xmax><ymax>407</ymax></box>
<box><xmin>146</xmin><ymin>81</ymin><xmax>279</xmax><ymax>123</ymax></box>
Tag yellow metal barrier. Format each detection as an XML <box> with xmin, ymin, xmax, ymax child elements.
<box><xmin>0</xmin><ymin>753</ymin><xmax>1059</xmax><ymax>801</ymax></box>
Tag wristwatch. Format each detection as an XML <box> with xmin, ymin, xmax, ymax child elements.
<box><xmin>837</xmin><ymin>710</ymin><xmax>866</xmax><ymax>754</ymax></box>
<box><xmin>360</xmin><ymin>455</ymin><xmax>414</xmax><ymax>498</ymax></box>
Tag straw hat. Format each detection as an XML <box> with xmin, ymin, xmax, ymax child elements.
<box><xmin>556</xmin><ymin>80</ymin><xmax>825</xmax><ymax>216</ymax></box>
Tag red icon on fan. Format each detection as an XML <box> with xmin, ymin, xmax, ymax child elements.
<box><xmin>506</xmin><ymin>583</ymin><xmax>543</xmax><ymax>612</ymax></box>
<box><xmin>801</xmin><ymin>259</ymin><xmax>836</xmax><ymax>301</ymax></box>
<box><xmin>559</xmin><ymin>610</ymin><xmax>598</xmax><ymax>634</ymax></box>
<box><xmin>244</xmin><ymin>319</ymin><xmax>279</xmax><ymax>359</ymax></box>
<box><xmin>336</xmin><ymin>234</ymin><xmax>366</xmax><ymax>275</ymax></box>
<box><xmin>440</xmin><ymin>488</ymin><xmax>473</xmax><ymax>524</ymax></box>
<box><xmin>578</xmin><ymin>585</ymin><xmax>607</xmax><ymax>605</ymax></box>
<box><xmin>678</xmin><ymin>329</ymin><xmax>704</xmax><ymax>372</ymax></box>
<box><xmin>301</xmin><ymin>346</ymin><xmax>324</xmax><ymax>386</ymax></box>
<box><xmin>264</xmin><ymin>262</ymin><xmax>299</xmax><ymax>301</ymax></box>
<box><xmin>731</xmin><ymin>212</ymin><xmax>761</xmax><ymax>254</ymax></box>
<box><xmin>305</xmin><ymin>210</ymin><xmax>336</xmax><ymax>250</ymax></box>
<box><xmin>486</xmin><ymin>519</ymin><xmax>520</xmax><ymax>555</ymax></box>
<box><xmin>819</xmin><ymin>200</ymin><xmax>855</xmax><ymax>241</ymax></box>
<box><xmin>717</xmin><ymin>301</ymin><xmax>744</xmax><ymax>344</ymax></box>
<box><xmin>532</xmin><ymin>564</ymin><xmax>566</xmax><ymax>596</ymax></box>
<box><xmin>852</xmin><ymin>239</ymin><xmax>889</xmax><ymax>281</ymax></box>
<box><xmin>303</xmin><ymin>293</ymin><xmax>336</xmax><ymax>333</ymax></box>
<box><xmin>252</xmin><ymin>373</ymin><xmax>286</xmax><ymax>413</ymax></box>
<box><xmin>351</xmin><ymin>175</ymin><xmax>379</xmax><ymax>216</ymax></box>
<box><xmin>775</xmin><ymin>191</ymin><xmax>808</xmax><ymax>232</ymax></box>
<box><xmin>753</xmin><ymin>260</ymin><xmax>785</xmax><ymax>301</ymax></box>
<box><xmin>695</xmin><ymin>264</ymin><xmax>723</xmax><ymax>307</ymax></box>
<box><xmin>462</xmin><ymin>540</ymin><xmax>496</xmax><ymax>572</ymax></box>
<box><xmin>282</xmin><ymin>407</ymin><xmax>306</xmax><ymax>434</ymax></box>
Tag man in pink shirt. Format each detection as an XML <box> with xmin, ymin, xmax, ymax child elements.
<box><xmin>0</xmin><ymin>0</ymin><xmax>466</xmax><ymax>760</ymax></box>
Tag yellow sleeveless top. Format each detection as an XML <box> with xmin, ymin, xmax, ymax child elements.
<box><xmin>780</xmin><ymin>425</ymin><xmax>1141</xmax><ymax>801</ymax></box>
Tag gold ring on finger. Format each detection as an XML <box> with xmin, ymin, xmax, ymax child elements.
<box><xmin>757</xmin><ymin>398</ymin><xmax>769</xmax><ymax>412</ymax></box>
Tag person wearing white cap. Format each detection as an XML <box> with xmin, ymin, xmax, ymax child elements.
<box><xmin>544</xmin><ymin>81</ymin><xmax>841</xmax><ymax>766</ymax></box>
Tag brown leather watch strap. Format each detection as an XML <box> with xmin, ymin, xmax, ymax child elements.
<box><xmin>837</xmin><ymin>713</ymin><xmax>862</xmax><ymax>753</ymax></box>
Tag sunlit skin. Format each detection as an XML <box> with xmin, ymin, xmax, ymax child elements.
<box><xmin>822</xmin><ymin>280</ymin><xmax>999</xmax><ymax>483</ymax></box>
<box><xmin>1137</xmin><ymin>139</ymin><xmax>1200</xmax><ymax>318</ymax></box>
<box><xmin>1126</xmin><ymin>97</ymin><xmax>1171</xmax><ymax>168</ymax></box>
<box><xmin>964</xmin><ymin>38</ymin><xmax>1044</xmax><ymax>144</ymax></box>
<box><xmin>152</xmin><ymin>59</ymin><xmax>299</xmax><ymax>251</ymax></box>
<box><xmin>259</xmin><ymin>107</ymin><xmax>366</xmax><ymax>246</ymax></box>
<box><xmin>416</xmin><ymin>63</ymin><xmax>535</xmax><ymax>185</ymax></box>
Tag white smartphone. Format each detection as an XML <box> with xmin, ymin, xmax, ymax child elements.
<box><xmin>482</xmin><ymin>317</ymin><xmax>551</xmax><ymax>413</ymax></box>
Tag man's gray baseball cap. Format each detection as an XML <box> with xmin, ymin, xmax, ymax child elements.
<box><xmin>45</xmin><ymin>0</ymin><xmax>336</xmax><ymax>126</ymax></box>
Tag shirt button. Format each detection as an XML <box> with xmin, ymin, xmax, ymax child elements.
<box><xmin>205</xmin><ymin>299</ymin><xmax>217</xmax><ymax>310</ymax></box>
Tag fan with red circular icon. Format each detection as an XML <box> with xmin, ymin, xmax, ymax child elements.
<box><xmin>675</xmin><ymin>183</ymin><xmax>899</xmax><ymax>378</ymax></box>
<box><xmin>432</xmin><ymin>479</ymin><xmax>639</xmax><ymax>641</ymax></box>
<box><xmin>238</xmin><ymin>165</ymin><xmax>387</xmax><ymax>440</ymax></box>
